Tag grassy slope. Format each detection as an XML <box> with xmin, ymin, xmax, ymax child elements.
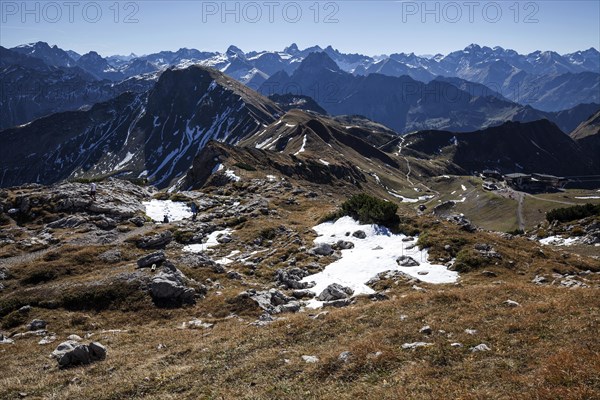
<box><xmin>1</xmin><ymin>179</ymin><xmax>599</xmax><ymax>399</ymax></box>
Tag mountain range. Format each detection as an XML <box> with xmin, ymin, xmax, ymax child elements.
<box><xmin>1</xmin><ymin>41</ymin><xmax>600</xmax><ymax>190</ymax></box>
<box><xmin>2</xmin><ymin>41</ymin><xmax>598</xmax><ymax>129</ymax></box>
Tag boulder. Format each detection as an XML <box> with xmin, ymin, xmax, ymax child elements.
<box><xmin>28</xmin><ymin>319</ymin><xmax>47</xmax><ymax>331</ymax></box>
<box><xmin>309</xmin><ymin>243</ymin><xmax>333</xmax><ymax>256</ymax></box>
<box><xmin>322</xmin><ymin>298</ymin><xmax>353</xmax><ymax>308</ymax></box>
<box><xmin>137</xmin><ymin>251</ymin><xmax>166</xmax><ymax>268</ymax></box>
<box><xmin>136</xmin><ymin>231</ymin><xmax>172</xmax><ymax>249</ymax></box>
<box><xmin>397</xmin><ymin>255</ymin><xmax>420</xmax><ymax>267</ymax></box>
<box><xmin>47</xmin><ymin>215</ymin><xmax>87</xmax><ymax>229</ymax></box>
<box><xmin>471</xmin><ymin>344</ymin><xmax>491</xmax><ymax>352</ymax></box>
<box><xmin>333</xmin><ymin>240</ymin><xmax>354</xmax><ymax>250</ymax></box>
<box><xmin>150</xmin><ymin>266</ymin><xmax>200</xmax><ymax>306</ymax></box>
<box><xmin>317</xmin><ymin>283</ymin><xmax>354</xmax><ymax>302</ymax></box>
<box><xmin>352</xmin><ymin>230</ymin><xmax>367</xmax><ymax>239</ymax></box>
<box><xmin>216</xmin><ymin>234</ymin><xmax>232</xmax><ymax>244</ymax></box>
<box><xmin>238</xmin><ymin>289</ymin><xmax>300</xmax><ymax>314</ymax></box>
<box><xmin>51</xmin><ymin>340</ymin><xmax>107</xmax><ymax>368</ymax></box>
<box><xmin>275</xmin><ymin>268</ymin><xmax>312</xmax><ymax>289</ymax></box>
<box><xmin>93</xmin><ymin>216</ymin><xmax>117</xmax><ymax>230</ymax></box>
<box><xmin>292</xmin><ymin>289</ymin><xmax>316</xmax><ymax>299</ymax></box>
<box><xmin>129</xmin><ymin>216</ymin><xmax>146</xmax><ymax>227</ymax></box>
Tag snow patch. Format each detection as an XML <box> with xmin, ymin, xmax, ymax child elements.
<box><xmin>302</xmin><ymin>217</ymin><xmax>458</xmax><ymax>307</ymax></box>
<box><xmin>294</xmin><ymin>135</ymin><xmax>307</xmax><ymax>156</ymax></box>
<box><xmin>225</xmin><ymin>170</ymin><xmax>241</xmax><ymax>182</ymax></box>
<box><xmin>143</xmin><ymin>200</ymin><xmax>192</xmax><ymax>222</ymax></box>
<box><xmin>183</xmin><ymin>229</ymin><xmax>234</xmax><ymax>253</ymax></box>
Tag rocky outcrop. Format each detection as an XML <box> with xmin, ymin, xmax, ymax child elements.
<box><xmin>51</xmin><ymin>340</ymin><xmax>107</xmax><ymax>368</ymax></box>
<box><xmin>237</xmin><ymin>289</ymin><xmax>301</xmax><ymax>314</ymax></box>
<box><xmin>150</xmin><ymin>265</ymin><xmax>204</xmax><ymax>306</ymax></box>
<box><xmin>136</xmin><ymin>231</ymin><xmax>173</xmax><ymax>249</ymax></box>
<box><xmin>137</xmin><ymin>251</ymin><xmax>166</xmax><ymax>268</ymax></box>
<box><xmin>317</xmin><ymin>283</ymin><xmax>354</xmax><ymax>302</ymax></box>
<box><xmin>275</xmin><ymin>267</ymin><xmax>313</xmax><ymax>289</ymax></box>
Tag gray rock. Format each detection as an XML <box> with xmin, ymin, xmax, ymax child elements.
<box><xmin>338</xmin><ymin>351</ymin><xmax>352</xmax><ymax>363</ymax></box>
<box><xmin>471</xmin><ymin>344</ymin><xmax>491</xmax><ymax>352</ymax></box>
<box><xmin>51</xmin><ymin>341</ymin><xmax>107</xmax><ymax>368</ymax></box>
<box><xmin>369</xmin><ymin>292</ymin><xmax>389</xmax><ymax>301</ymax></box>
<box><xmin>129</xmin><ymin>216</ymin><xmax>146</xmax><ymax>227</ymax></box>
<box><xmin>93</xmin><ymin>216</ymin><xmax>117</xmax><ymax>230</ymax></box>
<box><xmin>28</xmin><ymin>319</ymin><xmax>47</xmax><ymax>331</ymax></box>
<box><xmin>238</xmin><ymin>289</ymin><xmax>299</xmax><ymax>315</ymax></box>
<box><xmin>227</xmin><ymin>271</ymin><xmax>243</xmax><ymax>280</ymax></box>
<box><xmin>317</xmin><ymin>283</ymin><xmax>354</xmax><ymax>302</ymax></box>
<box><xmin>47</xmin><ymin>215</ymin><xmax>87</xmax><ymax>229</ymax></box>
<box><xmin>420</xmin><ymin>325</ymin><xmax>432</xmax><ymax>335</ymax></box>
<box><xmin>322</xmin><ymin>298</ymin><xmax>354</xmax><ymax>308</ymax></box>
<box><xmin>275</xmin><ymin>268</ymin><xmax>311</xmax><ymax>289</ymax></box>
<box><xmin>38</xmin><ymin>335</ymin><xmax>57</xmax><ymax>345</ymax></box>
<box><xmin>397</xmin><ymin>255</ymin><xmax>420</xmax><ymax>267</ymax></box>
<box><xmin>333</xmin><ymin>240</ymin><xmax>355</xmax><ymax>250</ymax></box>
<box><xmin>301</xmin><ymin>355</ymin><xmax>319</xmax><ymax>363</ymax></box>
<box><xmin>309</xmin><ymin>243</ymin><xmax>334</xmax><ymax>256</ymax></box>
<box><xmin>402</xmin><ymin>342</ymin><xmax>432</xmax><ymax>350</ymax></box>
<box><xmin>137</xmin><ymin>251</ymin><xmax>166</xmax><ymax>268</ymax></box>
<box><xmin>180</xmin><ymin>319</ymin><xmax>214</xmax><ymax>329</ymax></box>
<box><xmin>503</xmin><ymin>299</ymin><xmax>520</xmax><ymax>307</ymax></box>
<box><xmin>352</xmin><ymin>230</ymin><xmax>367</xmax><ymax>239</ymax></box>
<box><xmin>136</xmin><ymin>231</ymin><xmax>172</xmax><ymax>249</ymax></box>
<box><xmin>292</xmin><ymin>289</ymin><xmax>316</xmax><ymax>299</ymax></box>
<box><xmin>216</xmin><ymin>234</ymin><xmax>232</xmax><ymax>244</ymax></box>
<box><xmin>18</xmin><ymin>305</ymin><xmax>31</xmax><ymax>314</ymax></box>
<box><xmin>150</xmin><ymin>267</ymin><xmax>199</xmax><ymax>305</ymax></box>
<box><xmin>532</xmin><ymin>275</ymin><xmax>548</xmax><ymax>285</ymax></box>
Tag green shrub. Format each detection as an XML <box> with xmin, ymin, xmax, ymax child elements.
<box><xmin>546</xmin><ymin>203</ymin><xmax>600</xmax><ymax>223</ymax></box>
<box><xmin>324</xmin><ymin>194</ymin><xmax>399</xmax><ymax>229</ymax></box>
<box><xmin>453</xmin><ymin>249</ymin><xmax>487</xmax><ymax>272</ymax></box>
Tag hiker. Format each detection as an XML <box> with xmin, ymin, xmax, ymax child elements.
<box><xmin>163</xmin><ymin>214</ymin><xmax>169</xmax><ymax>223</ymax></box>
<box><xmin>90</xmin><ymin>182</ymin><xmax>97</xmax><ymax>201</ymax></box>
<box><xmin>191</xmin><ymin>202</ymin><xmax>198</xmax><ymax>221</ymax></box>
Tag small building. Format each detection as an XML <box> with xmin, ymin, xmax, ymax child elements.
<box><xmin>505</xmin><ymin>173</ymin><xmax>567</xmax><ymax>191</ymax></box>
<box><xmin>481</xmin><ymin>169</ymin><xmax>502</xmax><ymax>181</ymax></box>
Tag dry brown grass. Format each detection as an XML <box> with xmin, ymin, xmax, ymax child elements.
<box><xmin>1</xmin><ymin>281</ymin><xmax>599</xmax><ymax>399</ymax></box>
<box><xmin>1</xmin><ymin>184</ymin><xmax>599</xmax><ymax>399</ymax></box>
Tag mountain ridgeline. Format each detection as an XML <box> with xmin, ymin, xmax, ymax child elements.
<box><xmin>0</xmin><ymin>66</ymin><xmax>279</xmax><ymax>188</ymax></box>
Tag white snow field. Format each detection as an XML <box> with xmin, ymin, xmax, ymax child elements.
<box><xmin>301</xmin><ymin>217</ymin><xmax>459</xmax><ymax>306</ymax></box>
<box><xmin>143</xmin><ymin>199</ymin><xmax>192</xmax><ymax>222</ymax></box>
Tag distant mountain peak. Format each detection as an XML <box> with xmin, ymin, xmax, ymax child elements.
<box><xmin>296</xmin><ymin>51</ymin><xmax>341</xmax><ymax>73</ymax></box>
<box><xmin>227</xmin><ymin>45</ymin><xmax>245</xmax><ymax>59</ymax></box>
<box><xmin>284</xmin><ymin>43</ymin><xmax>299</xmax><ymax>54</ymax></box>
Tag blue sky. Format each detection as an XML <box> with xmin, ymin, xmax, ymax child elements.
<box><xmin>1</xmin><ymin>1</ymin><xmax>599</xmax><ymax>56</ymax></box>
